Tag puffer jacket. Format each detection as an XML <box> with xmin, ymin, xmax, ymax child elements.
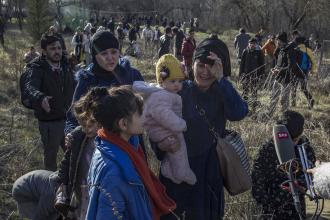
<box><xmin>86</xmin><ymin>135</ymin><xmax>153</xmax><ymax>220</ymax></box>
<box><xmin>143</xmin><ymin>89</ymin><xmax>186</xmax><ymax>142</ymax></box>
<box><xmin>25</xmin><ymin>56</ymin><xmax>74</xmax><ymax>121</ymax></box>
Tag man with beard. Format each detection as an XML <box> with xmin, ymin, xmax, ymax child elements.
<box><xmin>24</xmin><ymin>34</ymin><xmax>74</xmax><ymax>171</ymax></box>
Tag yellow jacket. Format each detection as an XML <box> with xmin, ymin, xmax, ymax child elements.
<box><xmin>297</xmin><ymin>44</ymin><xmax>317</xmax><ymax>74</ymax></box>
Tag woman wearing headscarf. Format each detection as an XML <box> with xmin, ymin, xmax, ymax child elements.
<box><xmin>159</xmin><ymin>36</ymin><xmax>248</xmax><ymax>220</ymax></box>
<box><xmin>65</xmin><ymin>31</ymin><xmax>144</xmax><ymax>134</ymax></box>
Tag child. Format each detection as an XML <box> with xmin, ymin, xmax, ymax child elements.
<box><xmin>85</xmin><ymin>86</ymin><xmax>176</xmax><ymax>220</ymax></box>
<box><xmin>55</xmin><ymin>89</ymin><xmax>100</xmax><ymax>220</ymax></box>
<box><xmin>133</xmin><ymin>54</ymin><xmax>196</xmax><ymax>185</ymax></box>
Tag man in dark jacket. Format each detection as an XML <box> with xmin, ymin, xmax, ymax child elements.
<box><xmin>172</xmin><ymin>26</ymin><xmax>185</xmax><ymax>60</ymax></box>
<box><xmin>267</xmin><ymin>32</ymin><xmax>295</xmax><ymax>117</ymax></box>
<box><xmin>128</xmin><ymin>24</ymin><xmax>140</xmax><ymax>43</ymax></box>
<box><xmin>239</xmin><ymin>38</ymin><xmax>265</xmax><ymax>112</ymax></box>
<box><xmin>252</xmin><ymin>110</ymin><xmax>316</xmax><ymax>220</ymax></box>
<box><xmin>25</xmin><ymin>34</ymin><xmax>75</xmax><ymax>171</ymax></box>
<box><xmin>158</xmin><ymin>26</ymin><xmax>172</xmax><ymax>58</ymax></box>
<box><xmin>234</xmin><ymin>28</ymin><xmax>250</xmax><ymax>63</ymax></box>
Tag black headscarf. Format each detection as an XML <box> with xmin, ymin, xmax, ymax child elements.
<box><xmin>193</xmin><ymin>37</ymin><xmax>231</xmax><ymax>77</ymax></box>
<box><xmin>90</xmin><ymin>31</ymin><xmax>120</xmax><ymax>81</ymax></box>
<box><xmin>91</xmin><ymin>31</ymin><xmax>119</xmax><ymax>59</ymax></box>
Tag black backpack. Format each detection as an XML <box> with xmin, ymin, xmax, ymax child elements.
<box><xmin>19</xmin><ymin>67</ymin><xmax>43</xmax><ymax>109</ymax></box>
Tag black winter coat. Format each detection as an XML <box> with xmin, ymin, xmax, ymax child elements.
<box><xmin>274</xmin><ymin>46</ymin><xmax>296</xmax><ymax>84</ymax></box>
<box><xmin>25</xmin><ymin>56</ymin><xmax>74</xmax><ymax>121</ymax></box>
<box><xmin>239</xmin><ymin>48</ymin><xmax>265</xmax><ymax>77</ymax></box>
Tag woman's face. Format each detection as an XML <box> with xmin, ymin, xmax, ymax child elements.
<box><xmin>95</xmin><ymin>48</ymin><xmax>120</xmax><ymax>72</ymax></box>
<box><xmin>193</xmin><ymin>59</ymin><xmax>216</xmax><ymax>91</ymax></box>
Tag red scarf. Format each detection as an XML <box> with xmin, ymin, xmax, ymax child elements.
<box><xmin>98</xmin><ymin>129</ymin><xmax>176</xmax><ymax>220</ymax></box>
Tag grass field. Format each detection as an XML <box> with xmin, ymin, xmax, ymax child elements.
<box><xmin>0</xmin><ymin>24</ymin><xmax>329</xmax><ymax>219</ymax></box>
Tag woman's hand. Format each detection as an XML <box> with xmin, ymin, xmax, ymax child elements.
<box><xmin>206</xmin><ymin>51</ymin><xmax>224</xmax><ymax>80</ymax></box>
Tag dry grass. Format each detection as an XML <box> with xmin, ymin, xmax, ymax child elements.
<box><xmin>0</xmin><ymin>25</ymin><xmax>329</xmax><ymax>220</ymax></box>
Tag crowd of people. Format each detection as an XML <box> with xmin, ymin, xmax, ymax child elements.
<box><xmin>9</xmin><ymin>13</ymin><xmax>330</xmax><ymax>220</ymax></box>
<box><xmin>234</xmin><ymin>28</ymin><xmax>321</xmax><ymax>117</ymax></box>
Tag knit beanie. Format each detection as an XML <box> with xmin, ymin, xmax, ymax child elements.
<box><xmin>156</xmin><ymin>54</ymin><xmax>185</xmax><ymax>83</ymax></box>
<box><xmin>91</xmin><ymin>31</ymin><xmax>119</xmax><ymax>58</ymax></box>
<box><xmin>193</xmin><ymin>37</ymin><xmax>231</xmax><ymax>77</ymax></box>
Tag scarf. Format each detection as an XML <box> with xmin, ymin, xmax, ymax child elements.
<box><xmin>98</xmin><ymin>129</ymin><xmax>176</xmax><ymax>219</ymax></box>
<box><xmin>92</xmin><ymin>62</ymin><xmax>117</xmax><ymax>83</ymax></box>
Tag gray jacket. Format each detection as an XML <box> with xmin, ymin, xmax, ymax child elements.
<box><xmin>234</xmin><ymin>33</ymin><xmax>250</xmax><ymax>58</ymax></box>
<box><xmin>12</xmin><ymin>170</ymin><xmax>59</xmax><ymax>220</ymax></box>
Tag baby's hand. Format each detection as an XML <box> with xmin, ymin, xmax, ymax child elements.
<box><xmin>158</xmin><ymin>135</ymin><xmax>180</xmax><ymax>153</ymax></box>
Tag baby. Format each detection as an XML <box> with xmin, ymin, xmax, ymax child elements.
<box><xmin>133</xmin><ymin>54</ymin><xmax>196</xmax><ymax>185</ymax></box>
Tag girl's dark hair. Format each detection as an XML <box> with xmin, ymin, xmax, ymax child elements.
<box><xmin>87</xmin><ymin>86</ymin><xmax>143</xmax><ymax>133</ymax></box>
<box><xmin>73</xmin><ymin>87</ymin><xmax>109</xmax><ymax>123</ymax></box>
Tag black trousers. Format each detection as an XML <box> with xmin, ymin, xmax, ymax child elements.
<box><xmin>38</xmin><ymin>120</ymin><xmax>65</xmax><ymax>171</ymax></box>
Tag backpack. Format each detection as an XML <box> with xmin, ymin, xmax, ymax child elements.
<box><xmin>19</xmin><ymin>67</ymin><xmax>44</xmax><ymax>109</ymax></box>
<box><xmin>20</xmin><ymin>68</ymin><xmax>33</xmax><ymax>109</ymax></box>
<box><xmin>294</xmin><ymin>47</ymin><xmax>311</xmax><ymax>75</ymax></box>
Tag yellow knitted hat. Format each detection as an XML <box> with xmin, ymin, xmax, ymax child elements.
<box><xmin>156</xmin><ymin>54</ymin><xmax>185</xmax><ymax>83</ymax></box>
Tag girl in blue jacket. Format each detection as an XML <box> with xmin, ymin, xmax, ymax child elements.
<box><xmin>85</xmin><ymin>86</ymin><xmax>176</xmax><ymax>220</ymax></box>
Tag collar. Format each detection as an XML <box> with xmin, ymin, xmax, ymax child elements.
<box><xmin>95</xmin><ymin>135</ymin><xmax>142</xmax><ymax>184</ymax></box>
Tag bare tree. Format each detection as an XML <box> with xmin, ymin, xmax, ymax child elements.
<box><xmin>26</xmin><ymin>0</ymin><xmax>51</xmax><ymax>41</ymax></box>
